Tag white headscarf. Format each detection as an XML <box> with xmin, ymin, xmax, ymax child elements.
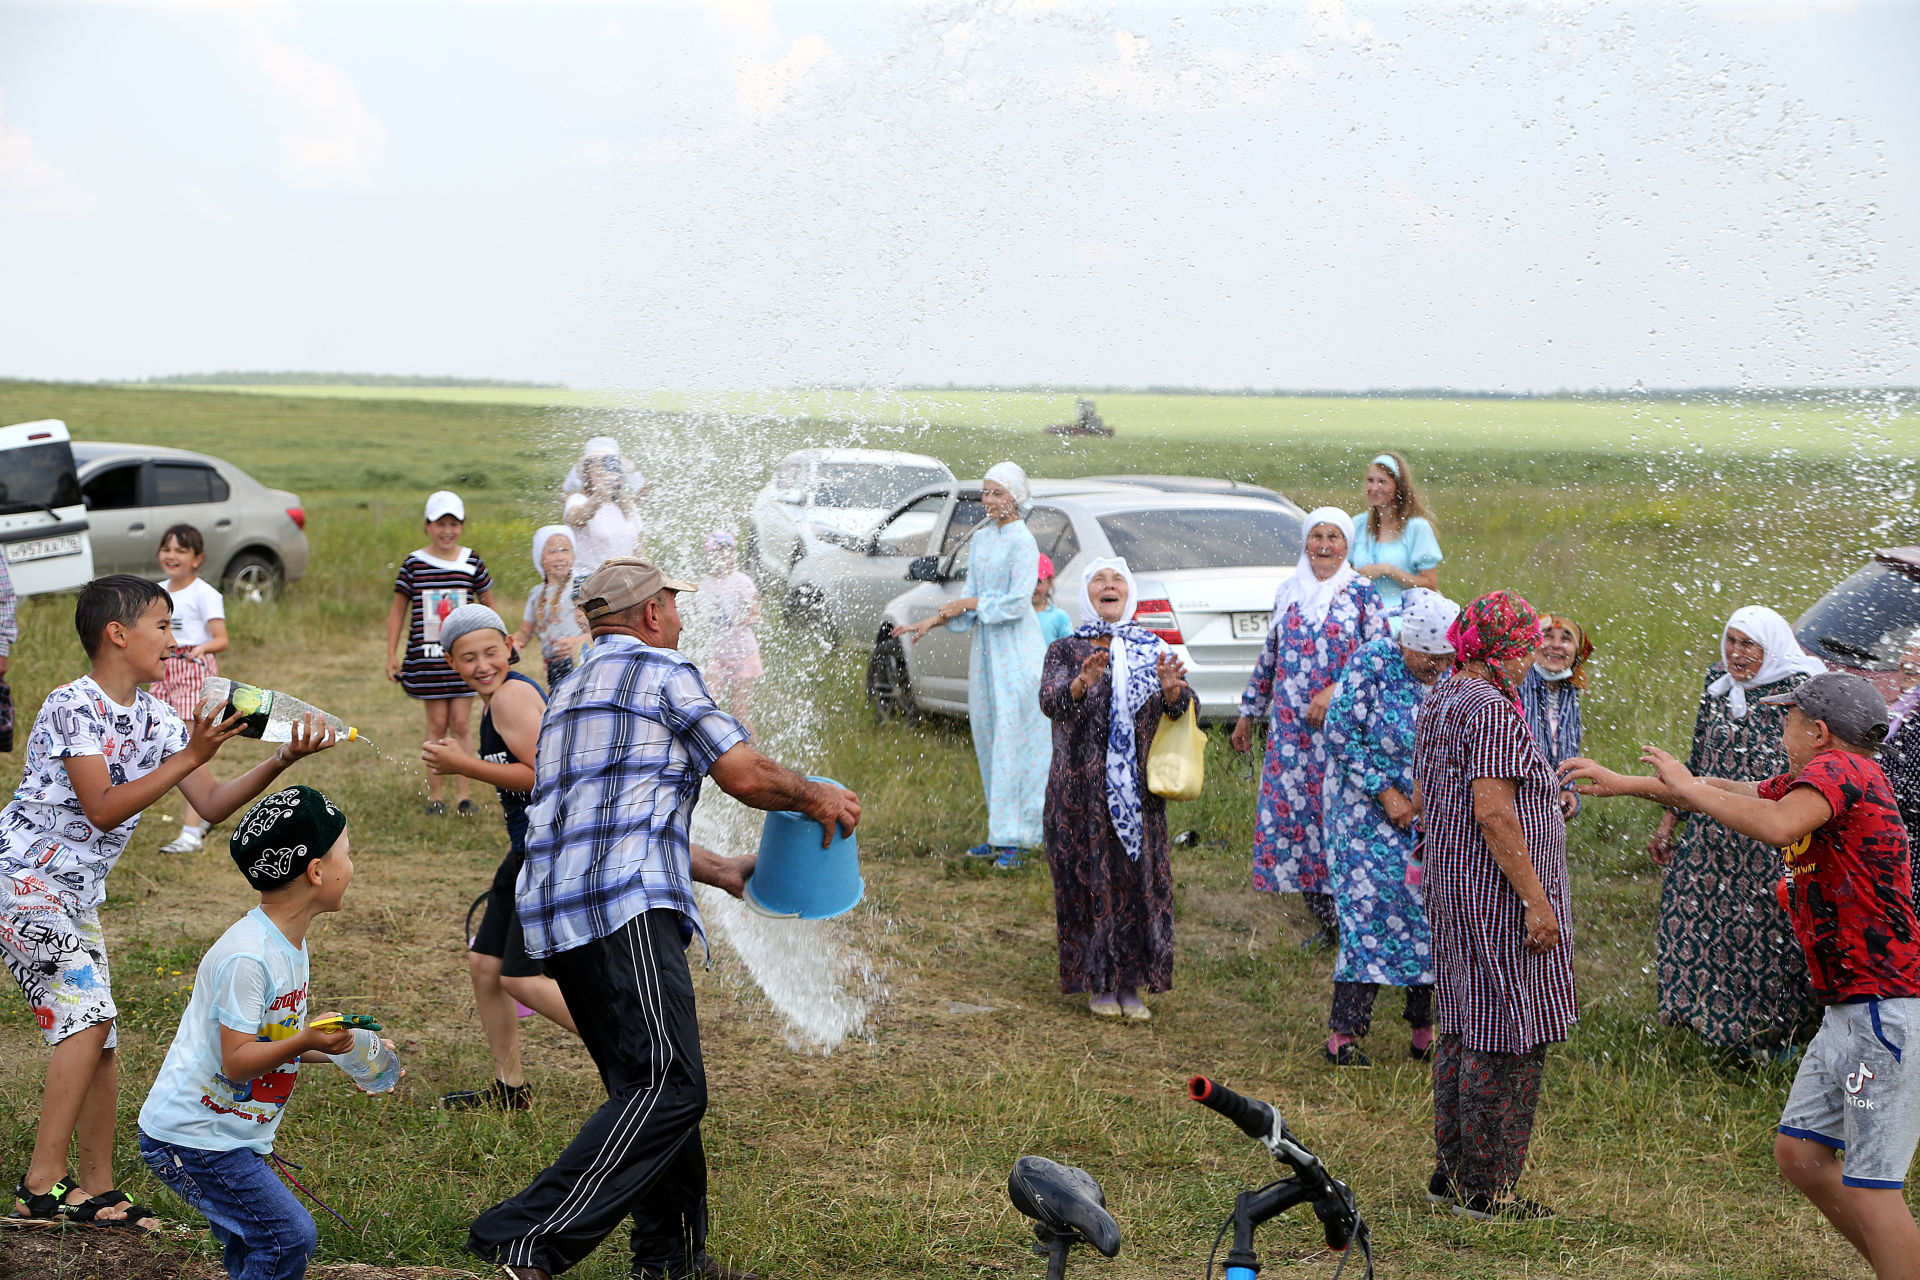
<box><xmin>1269</xmin><ymin>506</ymin><xmax>1360</xmax><ymax>631</ymax></box>
<box><xmin>532</xmin><ymin>525</ymin><xmax>572</xmax><ymax>578</ymax></box>
<box><xmin>1708</xmin><ymin>605</ymin><xmax>1829</xmax><ymax>718</ymax></box>
<box><xmin>1398</xmin><ymin>587</ymin><xmax>1460</xmax><ymax>656</ymax></box>
<box><xmin>983</xmin><ymin>461</ymin><xmax>1033</xmax><ymax>516</ymax></box>
<box><xmin>1074</xmin><ymin>556</ymin><xmax>1172</xmax><ymax>861</ymax></box>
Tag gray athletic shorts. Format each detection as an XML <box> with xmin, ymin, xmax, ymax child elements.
<box><xmin>1778</xmin><ymin>998</ymin><xmax>1920</xmax><ymax>1190</ymax></box>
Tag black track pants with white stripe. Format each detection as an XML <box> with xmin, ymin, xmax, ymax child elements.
<box><xmin>467</xmin><ymin>909</ymin><xmax>709</xmax><ymax>1277</ymax></box>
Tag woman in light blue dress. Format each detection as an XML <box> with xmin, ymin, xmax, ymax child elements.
<box><xmin>1348</xmin><ymin>452</ymin><xmax>1443</xmax><ymax>614</ymax></box>
<box><xmin>895</xmin><ymin>462</ymin><xmax>1050</xmax><ymax>866</ymax></box>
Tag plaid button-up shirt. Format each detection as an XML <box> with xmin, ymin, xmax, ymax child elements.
<box><xmin>515</xmin><ymin>634</ymin><xmax>748</xmax><ymax>959</ymax></box>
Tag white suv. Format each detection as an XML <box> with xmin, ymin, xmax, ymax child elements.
<box><xmin>747</xmin><ymin>448</ymin><xmax>953</xmax><ymax>582</ymax></box>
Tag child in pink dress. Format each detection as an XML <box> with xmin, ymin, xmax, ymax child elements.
<box><xmin>692</xmin><ymin>531</ymin><xmax>762</xmax><ymax>734</ymax></box>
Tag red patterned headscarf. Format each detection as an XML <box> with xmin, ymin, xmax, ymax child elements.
<box><xmin>1447</xmin><ymin>590</ymin><xmax>1543</xmax><ymax>705</ymax></box>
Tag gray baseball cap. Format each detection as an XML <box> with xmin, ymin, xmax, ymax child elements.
<box><xmin>1758</xmin><ymin>671</ymin><xmax>1890</xmax><ymax>747</ymax></box>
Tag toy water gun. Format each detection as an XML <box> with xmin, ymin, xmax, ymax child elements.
<box><xmin>308</xmin><ymin>1014</ymin><xmax>383</xmax><ymax>1033</ymax></box>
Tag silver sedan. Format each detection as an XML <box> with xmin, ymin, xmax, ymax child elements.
<box><xmin>867</xmin><ymin>489</ymin><xmax>1306</xmax><ymax>723</ymax></box>
<box><xmin>74</xmin><ymin>442</ymin><xmax>310</xmax><ymax>602</ymax></box>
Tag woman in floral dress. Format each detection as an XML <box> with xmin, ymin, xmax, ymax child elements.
<box><xmin>1320</xmin><ymin>589</ymin><xmax>1458</xmax><ymax>1066</ymax></box>
<box><xmin>1039</xmin><ymin>558</ymin><xmax>1192</xmax><ymax>1020</ymax></box>
<box><xmin>1232</xmin><ymin>507</ymin><xmax>1390</xmax><ymax>946</ymax></box>
<box><xmin>1579</xmin><ymin>605</ymin><xmax>1825</xmax><ymax>1053</ymax></box>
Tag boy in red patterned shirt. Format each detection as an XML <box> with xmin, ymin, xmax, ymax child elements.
<box><xmin>1568</xmin><ymin>671</ymin><xmax>1920</xmax><ymax>1280</ymax></box>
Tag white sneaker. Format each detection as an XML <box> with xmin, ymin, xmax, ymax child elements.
<box><xmin>159</xmin><ymin>824</ymin><xmax>204</xmax><ymax>854</ymax></box>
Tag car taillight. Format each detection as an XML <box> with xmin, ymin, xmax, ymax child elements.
<box><xmin>286</xmin><ymin>507</ymin><xmax>306</xmax><ymax>530</ymax></box>
<box><xmin>1134</xmin><ymin>599</ymin><xmax>1183</xmax><ymax>645</ymax></box>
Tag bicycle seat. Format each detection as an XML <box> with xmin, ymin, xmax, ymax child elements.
<box><xmin>1007</xmin><ymin>1156</ymin><xmax>1122</xmax><ymax>1258</ymax></box>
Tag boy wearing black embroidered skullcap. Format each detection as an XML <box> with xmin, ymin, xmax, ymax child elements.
<box><xmin>137</xmin><ymin>786</ymin><xmax>391</xmax><ymax>1280</ymax></box>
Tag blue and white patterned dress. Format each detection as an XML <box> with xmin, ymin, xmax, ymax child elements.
<box><xmin>949</xmin><ymin>520</ymin><xmax>1049</xmax><ymax>848</ymax></box>
<box><xmin>1321</xmin><ymin>638</ymin><xmax>1436</xmax><ymax>988</ymax></box>
<box><xmin>1241</xmin><ymin>578</ymin><xmax>1389</xmax><ymax>894</ymax></box>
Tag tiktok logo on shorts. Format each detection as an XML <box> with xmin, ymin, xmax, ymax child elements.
<box><xmin>1845</xmin><ymin>1062</ymin><xmax>1877</xmax><ymax>1108</ymax></box>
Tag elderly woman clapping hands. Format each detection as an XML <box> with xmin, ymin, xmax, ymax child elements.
<box><xmin>1038</xmin><ymin>558</ymin><xmax>1192</xmax><ymax>1020</ymax></box>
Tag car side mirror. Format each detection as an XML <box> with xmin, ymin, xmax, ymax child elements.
<box><xmin>907</xmin><ymin>554</ymin><xmax>944</xmax><ymax>583</ymax></box>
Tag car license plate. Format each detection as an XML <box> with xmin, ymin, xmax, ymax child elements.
<box><xmin>1231</xmin><ymin>611</ymin><xmax>1269</xmax><ymax>640</ymax></box>
<box><xmin>5</xmin><ymin>534</ymin><xmax>82</xmax><ymax>564</ymax></box>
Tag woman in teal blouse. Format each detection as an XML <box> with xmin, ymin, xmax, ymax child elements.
<box><xmin>1348</xmin><ymin>451</ymin><xmax>1443</xmax><ymax>612</ymax></box>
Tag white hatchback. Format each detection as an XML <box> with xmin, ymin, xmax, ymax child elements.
<box><xmin>747</xmin><ymin>448</ymin><xmax>954</xmax><ymax>582</ymax></box>
<box><xmin>0</xmin><ymin>420</ymin><xmax>95</xmax><ymax>596</ymax></box>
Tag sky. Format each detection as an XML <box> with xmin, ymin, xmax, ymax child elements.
<box><xmin>0</xmin><ymin>0</ymin><xmax>1914</xmax><ymax>393</ymax></box>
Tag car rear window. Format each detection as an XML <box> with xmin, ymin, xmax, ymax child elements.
<box><xmin>0</xmin><ymin>441</ymin><xmax>81</xmax><ymax>515</ymax></box>
<box><xmin>1096</xmin><ymin>508</ymin><xmax>1302</xmax><ymax>572</ymax></box>
<box><xmin>1795</xmin><ymin>561</ymin><xmax>1920</xmax><ymax>669</ymax></box>
<box><xmin>812</xmin><ymin>464</ymin><xmax>949</xmax><ymax>509</ymax></box>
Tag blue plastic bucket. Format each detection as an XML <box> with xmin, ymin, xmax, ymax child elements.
<box><xmin>742</xmin><ymin>776</ymin><xmax>864</xmax><ymax>920</ymax></box>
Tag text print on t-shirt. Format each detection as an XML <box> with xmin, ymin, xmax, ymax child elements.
<box><xmin>202</xmin><ymin>979</ymin><xmax>306</xmax><ymax>1121</ymax></box>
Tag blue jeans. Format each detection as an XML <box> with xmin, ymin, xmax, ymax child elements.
<box><xmin>138</xmin><ymin>1130</ymin><xmax>317</xmax><ymax>1280</ymax></box>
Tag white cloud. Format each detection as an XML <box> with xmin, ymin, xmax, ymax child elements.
<box><xmin>246</xmin><ymin>30</ymin><xmax>385</xmax><ymax>188</ymax></box>
<box><xmin>702</xmin><ymin>0</ymin><xmax>842</xmax><ymax>122</ymax></box>
<box><xmin>0</xmin><ymin>97</ymin><xmax>92</xmax><ymax>213</ymax></box>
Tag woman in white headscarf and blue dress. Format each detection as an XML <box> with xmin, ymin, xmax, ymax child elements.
<box><xmin>895</xmin><ymin>462</ymin><xmax>1051</xmax><ymax>865</ymax></box>
<box><xmin>1232</xmin><ymin>506</ymin><xmax>1391</xmax><ymax>947</ymax></box>
<box><xmin>1039</xmin><ymin>558</ymin><xmax>1192</xmax><ymax>1020</ymax></box>
<box><xmin>1319</xmin><ymin>588</ymin><xmax>1458</xmax><ymax>1067</ymax></box>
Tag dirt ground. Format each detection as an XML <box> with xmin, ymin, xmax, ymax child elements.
<box><xmin>0</xmin><ymin>1225</ymin><xmax>487</xmax><ymax>1279</ymax></box>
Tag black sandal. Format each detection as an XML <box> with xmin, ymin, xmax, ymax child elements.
<box><xmin>8</xmin><ymin>1175</ymin><xmax>78</xmax><ymax>1225</ymax></box>
<box><xmin>64</xmin><ymin>1188</ymin><xmax>160</xmax><ymax>1232</ymax></box>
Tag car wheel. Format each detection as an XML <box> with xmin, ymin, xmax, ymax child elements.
<box><xmin>867</xmin><ymin>633</ymin><xmax>917</xmax><ymax>723</ymax></box>
<box><xmin>224</xmin><ymin>551</ymin><xmax>284</xmax><ymax>605</ymax></box>
<box><xmin>783</xmin><ymin>585</ymin><xmax>838</xmax><ymax>644</ymax></box>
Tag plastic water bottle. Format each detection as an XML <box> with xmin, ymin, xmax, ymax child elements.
<box><xmin>200</xmin><ymin>677</ymin><xmax>361</xmax><ymax>744</ymax></box>
<box><xmin>325</xmin><ymin>1028</ymin><xmax>400</xmax><ymax>1093</ymax></box>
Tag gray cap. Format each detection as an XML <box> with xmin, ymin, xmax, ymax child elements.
<box><xmin>1758</xmin><ymin>670</ymin><xmax>1889</xmax><ymax>747</ymax></box>
<box><xmin>438</xmin><ymin>603</ymin><xmax>508</xmax><ymax>654</ymax></box>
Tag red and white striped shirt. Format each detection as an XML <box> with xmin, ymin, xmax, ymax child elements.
<box><xmin>1414</xmin><ymin>673</ymin><xmax>1578</xmax><ymax>1053</ymax></box>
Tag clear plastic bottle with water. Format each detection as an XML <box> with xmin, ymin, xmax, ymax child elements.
<box><xmin>321</xmin><ymin>1026</ymin><xmax>401</xmax><ymax>1093</ymax></box>
<box><xmin>199</xmin><ymin>678</ymin><xmax>361</xmax><ymax>744</ymax></box>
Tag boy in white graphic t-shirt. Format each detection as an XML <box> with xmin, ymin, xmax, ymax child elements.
<box><xmin>0</xmin><ymin>575</ymin><xmax>336</xmax><ymax>1231</ymax></box>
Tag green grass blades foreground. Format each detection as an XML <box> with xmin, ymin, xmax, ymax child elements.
<box><xmin>0</xmin><ymin>378</ymin><xmax>1905</xmax><ymax>1278</ymax></box>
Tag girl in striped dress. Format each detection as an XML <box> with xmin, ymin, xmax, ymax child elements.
<box><xmin>385</xmin><ymin>490</ymin><xmax>497</xmax><ymax>815</ymax></box>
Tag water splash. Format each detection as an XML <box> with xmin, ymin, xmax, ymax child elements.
<box><xmin>691</xmin><ymin>790</ymin><xmax>885</xmax><ymax>1055</ymax></box>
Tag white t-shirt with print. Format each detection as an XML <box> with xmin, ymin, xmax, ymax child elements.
<box><xmin>0</xmin><ymin>677</ymin><xmax>191</xmax><ymax>911</ymax></box>
<box><xmin>138</xmin><ymin>908</ymin><xmax>309</xmax><ymax>1154</ymax></box>
<box><xmin>165</xmin><ymin>578</ymin><xmax>226</xmax><ymax>649</ymax></box>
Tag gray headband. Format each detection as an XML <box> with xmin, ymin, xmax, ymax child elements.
<box><xmin>438</xmin><ymin>603</ymin><xmax>508</xmax><ymax>654</ymax></box>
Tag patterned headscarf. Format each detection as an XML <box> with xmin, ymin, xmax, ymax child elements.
<box><xmin>1074</xmin><ymin>556</ymin><xmax>1173</xmax><ymax>861</ymax></box>
<box><xmin>1534</xmin><ymin>613</ymin><xmax>1596</xmax><ymax>691</ymax></box>
<box><xmin>1447</xmin><ymin>590</ymin><xmax>1542</xmax><ymax>707</ymax></box>
<box><xmin>1399</xmin><ymin>587</ymin><xmax>1461</xmax><ymax>656</ymax></box>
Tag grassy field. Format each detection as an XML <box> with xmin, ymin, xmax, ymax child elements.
<box><xmin>133</xmin><ymin>381</ymin><xmax>1919</xmax><ymax>459</ymax></box>
<box><xmin>0</xmin><ymin>377</ymin><xmax>1915</xmax><ymax>1278</ymax></box>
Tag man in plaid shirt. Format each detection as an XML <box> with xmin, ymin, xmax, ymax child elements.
<box><xmin>469</xmin><ymin>558</ymin><xmax>860</xmax><ymax>1280</ymax></box>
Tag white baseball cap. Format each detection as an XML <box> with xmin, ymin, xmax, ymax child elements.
<box><xmin>425</xmin><ymin>490</ymin><xmax>465</xmax><ymax>522</ymax></box>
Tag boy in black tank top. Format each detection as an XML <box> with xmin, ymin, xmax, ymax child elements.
<box><xmin>421</xmin><ymin>605</ymin><xmax>579</xmax><ymax>1111</ymax></box>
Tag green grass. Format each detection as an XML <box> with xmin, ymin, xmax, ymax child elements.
<box><xmin>129</xmin><ymin>381</ymin><xmax>1919</xmax><ymax>458</ymax></box>
<box><xmin>0</xmin><ymin>376</ymin><xmax>1908</xmax><ymax>1278</ymax></box>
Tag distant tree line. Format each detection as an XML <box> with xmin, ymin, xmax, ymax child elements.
<box><xmin>894</xmin><ymin>383</ymin><xmax>1918</xmax><ymax>404</ymax></box>
<box><xmin>140</xmin><ymin>371</ymin><xmax>563</xmax><ymax>388</ymax></box>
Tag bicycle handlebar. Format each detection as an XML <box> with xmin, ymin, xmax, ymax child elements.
<box><xmin>1187</xmin><ymin>1075</ymin><xmax>1276</xmax><ymax>1145</ymax></box>
<box><xmin>1187</xmin><ymin>1075</ymin><xmax>1365</xmax><ymax>1257</ymax></box>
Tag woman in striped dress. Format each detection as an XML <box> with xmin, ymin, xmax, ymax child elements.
<box><xmin>1413</xmin><ymin>590</ymin><xmax>1575</xmax><ymax>1223</ymax></box>
<box><xmin>385</xmin><ymin>490</ymin><xmax>498</xmax><ymax>815</ymax></box>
